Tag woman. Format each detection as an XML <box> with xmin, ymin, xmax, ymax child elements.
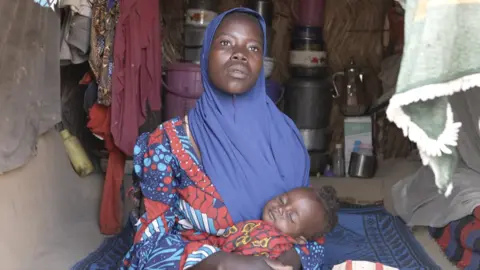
<box><xmin>122</xmin><ymin>8</ymin><xmax>324</xmax><ymax>270</ymax></box>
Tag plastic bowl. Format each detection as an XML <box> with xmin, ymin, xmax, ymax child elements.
<box><xmin>264</xmin><ymin>57</ymin><xmax>275</xmax><ymax>78</ymax></box>
<box><xmin>266</xmin><ymin>79</ymin><xmax>284</xmax><ymax>104</ymax></box>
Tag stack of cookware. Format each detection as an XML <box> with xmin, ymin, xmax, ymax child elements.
<box><xmin>183</xmin><ymin>0</ymin><xmax>218</xmax><ymax>63</ymax></box>
<box><xmin>284</xmin><ymin>0</ymin><xmax>334</xmax><ymax>175</ymax></box>
<box><xmin>163</xmin><ymin>0</ymin><xmax>217</xmax><ymax>121</ymax></box>
<box><xmin>248</xmin><ymin>1</ymin><xmax>281</xmax><ymax>106</ymax></box>
<box><xmin>248</xmin><ymin>0</ymin><xmax>274</xmax><ymax>56</ymax></box>
<box><xmin>248</xmin><ymin>0</ymin><xmax>276</xmax><ymax>81</ymax></box>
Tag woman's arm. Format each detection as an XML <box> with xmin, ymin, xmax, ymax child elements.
<box><xmin>132</xmin><ymin>127</ymin><xmax>179</xmax><ymax>233</ymax></box>
<box><xmin>122</xmin><ymin>126</ymin><xmax>182</xmax><ymax>268</ymax></box>
<box><xmin>190</xmin><ymin>251</ymin><xmax>273</xmax><ymax>270</ymax></box>
<box><xmin>188</xmin><ymin>220</ymin><xmax>301</xmax><ymax>270</ymax></box>
<box><xmin>190</xmin><ymin>251</ymin><xmax>300</xmax><ymax>270</ymax></box>
<box><xmin>277</xmin><ymin>249</ymin><xmax>302</xmax><ymax>270</ymax></box>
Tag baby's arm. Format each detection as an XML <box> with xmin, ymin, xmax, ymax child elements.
<box><xmin>220</xmin><ymin>220</ymin><xmax>294</xmax><ymax>258</ymax></box>
<box><xmin>182</xmin><ymin>220</ymin><xmax>292</xmax><ymax>269</ymax></box>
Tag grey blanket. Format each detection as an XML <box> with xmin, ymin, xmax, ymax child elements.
<box><xmin>387</xmin><ymin>0</ymin><xmax>480</xmax><ymax>196</ymax></box>
<box><xmin>392</xmin><ymin>89</ymin><xmax>480</xmax><ymax>227</ymax></box>
<box><xmin>0</xmin><ymin>2</ymin><xmax>60</xmax><ymax>174</ymax></box>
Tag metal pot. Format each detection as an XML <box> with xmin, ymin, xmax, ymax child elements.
<box><xmin>248</xmin><ymin>0</ymin><xmax>274</xmax><ymax>26</ymax></box>
<box><xmin>187</xmin><ymin>0</ymin><xmax>218</xmax><ymax>11</ymax></box>
<box><xmin>292</xmin><ymin>26</ymin><xmax>323</xmax><ymax>40</ymax></box>
<box><xmin>184</xmin><ymin>47</ymin><xmax>202</xmax><ymax>63</ymax></box>
<box><xmin>309</xmin><ymin>151</ymin><xmax>329</xmax><ymax>176</ymax></box>
<box><xmin>348</xmin><ymin>151</ymin><xmax>376</xmax><ymax>178</ymax></box>
<box><xmin>184</xmin><ymin>25</ymin><xmax>206</xmax><ymax>47</ymax></box>
<box><xmin>300</xmin><ymin>128</ymin><xmax>330</xmax><ymax>151</ymax></box>
<box><xmin>289</xmin><ymin>26</ymin><xmax>327</xmax><ymax>78</ymax></box>
<box><xmin>284</xmin><ymin>77</ymin><xmax>334</xmax><ymax>129</ymax></box>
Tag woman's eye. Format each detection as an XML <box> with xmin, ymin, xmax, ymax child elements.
<box><xmin>249</xmin><ymin>46</ymin><xmax>260</xmax><ymax>52</ymax></box>
<box><xmin>220</xmin><ymin>40</ymin><xmax>231</xmax><ymax>46</ymax></box>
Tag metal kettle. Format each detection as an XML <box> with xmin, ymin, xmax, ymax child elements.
<box><xmin>332</xmin><ymin>58</ymin><xmax>367</xmax><ymax>116</ymax></box>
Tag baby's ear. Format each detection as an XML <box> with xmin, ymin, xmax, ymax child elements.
<box><xmin>295</xmin><ymin>236</ymin><xmax>308</xmax><ymax>245</ymax></box>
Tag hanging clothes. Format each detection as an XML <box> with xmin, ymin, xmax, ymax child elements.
<box><xmin>87</xmin><ymin>104</ymin><xmax>126</xmax><ymax>235</ymax></box>
<box><xmin>89</xmin><ymin>0</ymin><xmax>119</xmax><ymax>106</ymax></box>
<box><xmin>110</xmin><ymin>0</ymin><xmax>162</xmax><ymax>156</ymax></box>
<box><xmin>59</xmin><ymin>0</ymin><xmax>92</xmax><ymax>65</ymax></box>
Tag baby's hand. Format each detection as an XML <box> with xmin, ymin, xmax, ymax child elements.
<box><xmin>264</xmin><ymin>258</ymin><xmax>293</xmax><ymax>270</ymax></box>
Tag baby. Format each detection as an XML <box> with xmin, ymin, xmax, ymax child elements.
<box><xmin>182</xmin><ymin>186</ymin><xmax>339</xmax><ymax>265</ymax></box>
<box><xmin>262</xmin><ymin>185</ymin><xmax>339</xmax><ymax>245</ymax></box>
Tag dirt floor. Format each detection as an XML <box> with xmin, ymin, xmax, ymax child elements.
<box><xmin>0</xmin><ymin>129</ymin><xmax>456</xmax><ymax>269</ymax></box>
<box><xmin>0</xmin><ymin>129</ymin><xmax>105</xmax><ymax>270</ymax></box>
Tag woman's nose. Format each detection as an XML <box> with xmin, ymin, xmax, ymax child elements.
<box><xmin>230</xmin><ymin>50</ymin><xmax>247</xmax><ymax>62</ymax></box>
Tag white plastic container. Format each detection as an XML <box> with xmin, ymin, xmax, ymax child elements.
<box><xmin>264</xmin><ymin>57</ymin><xmax>275</xmax><ymax>78</ymax></box>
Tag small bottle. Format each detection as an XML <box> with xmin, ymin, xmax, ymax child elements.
<box><xmin>332</xmin><ymin>143</ymin><xmax>345</xmax><ymax>177</ymax></box>
<box><xmin>59</xmin><ymin>127</ymin><xmax>94</xmax><ymax>177</ymax></box>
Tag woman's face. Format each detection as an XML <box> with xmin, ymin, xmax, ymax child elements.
<box><xmin>208</xmin><ymin>13</ymin><xmax>264</xmax><ymax>95</ymax></box>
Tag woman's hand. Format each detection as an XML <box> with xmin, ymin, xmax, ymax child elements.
<box><xmin>190</xmin><ymin>249</ymin><xmax>301</xmax><ymax>270</ymax></box>
<box><xmin>276</xmin><ymin>249</ymin><xmax>302</xmax><ymax>270</ymax></box>
<box><xmin>190</xmin><ymin>251</ymin><xmax>273</xmax><ymax>270</ymax></box>
<box><xmin>264</xmin><ymin>258</ymin><xmax>294</xmax><ymax>270</ymax></box>
<box><xmin>217</xmin><ymin>253</ymin><xmax>274</xmax><ymax>270</ymax></box>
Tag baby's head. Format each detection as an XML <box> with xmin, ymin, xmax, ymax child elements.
<box><xmin>262</xmin><ymin>186</ymin><xmax>339</xmax><ymax>244</ymax></box>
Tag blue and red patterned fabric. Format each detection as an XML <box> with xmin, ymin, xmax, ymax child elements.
<box><xmin>180</xmin><ymin>221</ymin><xmax>295</xmax><ymax>269</ymax></box>
<box><xmin>182</xmin><ymin>220</ymin><xmax>325</xmax><ymax>267</ymax></box>
<box><xmin>120</xmin><ymin>119</ymin><xmax>325</xmax><ymax>269</ymax></box>
<box><xmin>429</xmin><ymin>206</ymin><xmax>480</xmax><ymax>269</ymax></box>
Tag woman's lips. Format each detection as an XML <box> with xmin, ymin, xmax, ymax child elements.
<box><xmin>226</xmin><ymin>64</ymin><xmax>249</xmax><ymax>79</ymax></box>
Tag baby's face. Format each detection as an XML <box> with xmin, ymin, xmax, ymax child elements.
<box><xmin>262</xmin><ymin>188</ymin><xmax>325</xmax><ymax>243</ymax></box>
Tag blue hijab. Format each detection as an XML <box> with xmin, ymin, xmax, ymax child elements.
<box><xmin>188</xmin><ymin>8</ymin><xmax>310</xmax><ymax>223</ymax></box>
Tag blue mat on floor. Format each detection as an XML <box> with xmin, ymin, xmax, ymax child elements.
<box><xmin>72</xmin><ymin>206</ymin><xmax>439</xmax><ymax>270</ymax></box>
<box><xmin>71</xmin><ymin>219</ymin><xmax>134</xmax><ymax>270</ymax></box>
<box><xmin>323</xmin><ymin>206</ymin><xmax>439</xmax><ymax>269</ymax></box>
